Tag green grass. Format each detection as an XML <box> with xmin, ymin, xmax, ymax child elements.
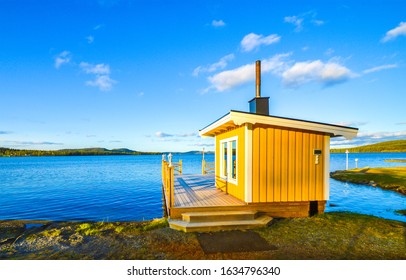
<box><xmin>385</xmin><ymin>159</ymin><xmax>406</xmax><ymax>163</ymax></box>
<box><xmin>1</xmin><ymin>213</ymin><xmax>405</xmax><ymax>260</ymax></box>
<box><xmin>256</xmin><ymin>212</ymin><xmax>406</xmax><ymax>259</ymax></box>
<box><xmin>41</xmin><ymin>229</ymin><xmax>61</xmax><ymax>238</ymax></box>
<box><xmin>75</xmin><ymin>222</ymin><xmax>118</xmax><ymax>236</ymax></box>
<box><xmin>330</xmin><ymin>167</ymin><xmax>406</xmax><ymax>195</ymax></box>
<box><xmin>395</xmin><ymin>210</ymin><xmax>406</xmax><ymax>216</ymax></box>
<box><xmin>141</xmin><ymin>218</ymin><xmax>168</xmax><ymax>231</ymax></box>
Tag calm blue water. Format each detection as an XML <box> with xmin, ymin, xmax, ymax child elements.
<box><xmin>0</xmin><ymin>153</ymin><xmax>405</xmax><ymax>222</ymax></box>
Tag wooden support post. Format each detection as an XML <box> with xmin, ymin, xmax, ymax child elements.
<box><xmin>202</xmin><ymin>159</ymin><xmax>206</xmax><ymax>175</ymax></box>
<box><xmin>170</xmin><ymin>166</ymin><xmax>175</xmax><ymax>208</ymax></box>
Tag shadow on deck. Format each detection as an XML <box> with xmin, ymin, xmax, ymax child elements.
<box><xmin>173</xmin><ymin>174</ymin><xmax>245</xmax><ymax>208</ymax></box>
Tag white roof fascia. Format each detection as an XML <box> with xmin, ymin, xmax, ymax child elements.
<box><xmin>230</xmin><ymin>111</ymin><xmax>358</xmax><ymax>140</ymax></box>
<box><xmin>198</xmin><ymin>113</ymin><xmax>232</xmax><ymax>137</ymax></box>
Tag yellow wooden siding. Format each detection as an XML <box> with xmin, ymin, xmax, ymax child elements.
<box><xmin>259</xmin><ymin>126</ymin><xmax>268</xmax><ymax>202</ymax></box>
<box><xmin>273</xmin><ymin>128</ymin><xmax>281</xmax><ymax>202</ymax></box>
<box><xmin>266</xmin><ymin>128</ymin><xmax>274</xmax><ymax>202</ymax></box>
<box><xmin>251</xmin><ymin>125</ymin><xmax>325</xmax><ymax>203</ymax></box>
<box><xmin>215</xmin><ymin>125</ymin><xmax>245</xmax><ymax>201</ymax></box>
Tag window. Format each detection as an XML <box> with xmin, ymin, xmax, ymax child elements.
<box><xmin>220</xmin><ymin>137</ymin><xmax>238</xmax><ymax>184</ymax></box>
<box><xmin>231</xmin><ymin>140</ymin><xmax>236</xmax><ymax>180</ymax></box>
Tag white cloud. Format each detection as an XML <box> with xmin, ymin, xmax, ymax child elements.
<box><xmin>80</xmin><ymin>62</ymin><xmax>115</xmax><ymax>91</ymax></box>
<box><xmin>324</xmin><ymin>48</ymin><xmax>334</xmax><ymax>56</ymax></box>
<box><xmin>284</xmin><ymin>16</ymin><xmax>304</xmax><ymax>32</ymax></box>
<box><xmin>207</xmin><ymin>53</ymin><xmax>291</xmax><ymax>92</ymax></box>
<box><xmin>282</xmin><ymin>60</ymin><xmax>355</xmax><ymax>87</ymax></box>
<box><xmin>212</xmin><ymin>20</ymin><xmax>225</xmax><ymax>27</ymax></box>
<box><xmin>205</xmin><ymin>54</ymin><xmax>355</xmax><ymax>92</ymax></box>
<box><xmin>363</xmin><ymin>64</ymin><xmax>398</xmax><ymax>74</ymax></box>
<box><xmin>86</xmin><ymin>35</ymin><xmax>94</xmax><ymax>44</ymax></box>
<box><xmin>177</xmin><ymin>132</ymin><xmax>197</xmax><ymax>137</ymax></box>
<box><xmin>193</xmin><ymin>54</ymin><xmax>234</xmax><ymax>76</ymax></box>
<box><xmin>240</xmin><ymin>33</ymin><xmax>281</xmax><ymax>52</ymax></box>
<box><xmin>381</xmin><ymin>22</ymin><xmax>406</xmax><ymax>42</ymax></box>
<box><xmin>334</xmin><ymin>121</ymin><xmax>368</xmax><ymax>127</ymax></box>
<box><xmin>86</xmin><ymin>75</ymin><xmax>116</xmax><ymax>91</ymax></box>
<box><xmin>2</xmin><ymin>140</ymin><xmax>63</xmax><ymax>146</ymax></box>
<box><xmin>54</xmin><ymin>51</ymin><xmax>71</xmax><ymax>69</ymax></box>
<box><xmin>0</xmin><ymin>131</ymin><xmax>11</xmax><ymax>134</ymax></box>
<box><xmin>94</xmin><ymin>24</ymin><xmax>104</xmax><ymax>30</ymax></box>
<box><xmin>284</xmin><ymin>11</ymin><xmax>324</xmax><ymax>32</ymax></box>
<box><xmin>193</xmin><ymin>143</ymin><xmax>215</xmax><ymax>147</ymax></box>
<box><xmin>80</xmin><ymin>62</ymin><xmax>110</xmax><ymax>75</ymax></box>
<box><xmin>155</xmin><ymin>131</ymin><xmax>196</xmax><ymax>138</ymax></box>
<box><xmin>312</xmin><ymin>19</ymin><xmax>324</xmax><ymax>26</ymax></box>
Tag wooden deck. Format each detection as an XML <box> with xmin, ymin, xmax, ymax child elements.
<box><xmin>173</xmin><ymin>174</ymin><xmax>245</xmax><ymax>208</ymax></box>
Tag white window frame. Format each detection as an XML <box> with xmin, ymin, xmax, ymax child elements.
<box><xmin>219</xmin><ymin>136</ymin><xmax>238</xmax><ymax>185</ymax></box>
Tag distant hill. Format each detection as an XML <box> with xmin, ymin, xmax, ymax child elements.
<box><xmin>331</xmin><ymin>140</ymin><xmax>406</xmax><ymax>153</ymax></box>
<box><xmin>0</xmin><ymin>147</ymin><xmax>160</xmax><ymax>157</ymax></box>
<box><xmin>0</xmin><ymin>147</ymin><xmax>214</xmax><ymax>157</ymax></box>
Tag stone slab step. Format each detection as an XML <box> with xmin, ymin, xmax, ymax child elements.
<box><xmin>181</xmin><ymin>210</ymin><xmax>258</xmax><ymax>223</ymax></box>
<box><xmin>169</xmin><ymin>215</ymin><xmax>273</xmax><ymax>233</ymax></box>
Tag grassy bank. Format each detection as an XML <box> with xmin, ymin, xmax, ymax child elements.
<box><xmin>1</xmin><ymin>213</ymin><xmax>405</xmax><ymax>260</ymax></box>
<box><xmin>330</xmin><ymin>167</ymin><xmax>406</xmax><ymax>195</ymax></box>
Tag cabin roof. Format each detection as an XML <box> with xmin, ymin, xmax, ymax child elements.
<box><xmin>199</xmin><ymin>110</ymin><xmax>358</xmax><ymax>140</ymax></box>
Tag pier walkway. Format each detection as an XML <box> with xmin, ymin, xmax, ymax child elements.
<box><xmin>173</xmin><ymin>174</ymin><xmax>245</xmax><ymax>208</ymax></box>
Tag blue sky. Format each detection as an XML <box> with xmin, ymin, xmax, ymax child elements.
<box><xmin>0</xmin><ymin>0</ymin><xmax>405</xmax><ymax>152</ymax></box>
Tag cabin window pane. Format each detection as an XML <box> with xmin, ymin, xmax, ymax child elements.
<box><xmin>223</xmin><ymin>142</ymin><xmax>228</xmax><ymax>177</ymax></box>
<box><xmin>220</xmin><ymin>137</ymin><xmax>238</xmax><ymax>183</ymax></box>
<box><xmin>231</xmin><ymin>140</ymin><xmax>236</xmax><ymax>179</ymax></box>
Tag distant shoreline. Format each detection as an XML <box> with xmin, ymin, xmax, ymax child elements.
<box><xmin>0</xmin><ymin>147</ymin><xmax>214</xmax><ymax>157</ymax></box>
<box><xmin>330</xmin><ymin>140</ymin><xmax>406</xmax><ymax>153</ymax></box>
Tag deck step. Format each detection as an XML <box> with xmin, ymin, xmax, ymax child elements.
<box><xmin>181</xmin><ymin>210</ymin><xmax>258</xmax><ymax>223</ymax></box>
<box><xmin>169</xmin><ymin>212</ymin><xmax>272</xmax><ymax>233</ymax></box>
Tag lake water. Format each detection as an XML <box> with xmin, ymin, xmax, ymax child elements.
<box><xmin>0</xmin><ymin>153</ymin><xmax>405</xmax><ymax>222</ymax></box>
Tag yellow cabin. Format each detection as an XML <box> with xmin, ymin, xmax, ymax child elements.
<box><xmin>163</xmin><ymin>60</ymin><xmax>358</xmax><ymax>232</ymax></box>
<box><xmin>198</xmin><ymin>61</ymin><xmax>358</xmax><ymax>217</ymax></box>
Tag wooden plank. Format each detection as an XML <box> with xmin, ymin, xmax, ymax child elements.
<box><xmin>295</xmin><ymin>132</ymin><xmax>303</xmax><ymax>201</ymax></box>
<box><xmin>252</xmin><ymin>126</ymin><xmax>260</xmax><ymax>202</ymax></box>
<box><xmin>302</xmin><ymin>132</ymin><xmax>309</xmax><ymax>201</ymax></box>
<box><xmin>280</xmin><ymin>130</ymin><xmax>289</xmax><ymax>202</ymax></box>
<box><xmin>316</xmin><ymin>135</ymin><xmax>324</xmax><ymax>200</ymax></box>
<box><xmin>274</xmin><ymin>128</ymin><xmax>281</xmax><ymax>202</ymax></box>
<box><xmin>308</xmin><ymin>134</ymin><xmax>316</xmax><ymax>200</ymax></box>
<box><xmin>173</xmin><ymin>174</ymin><xmax>245</xmax><ymax>208</ymax></box>
<box><xmin>259</xmin><ymin>126</ymin><xmax>267</xmax><ymax>203</ymax></box>
<box><xmin>266</xmin><ymin>128</ymin><xmax>274</xmax><ymax>202</ymax></box>
<box><xmin>288</xmin><ymin>130</ymin><xmax>296</xmax><ymax>201</ymax></box>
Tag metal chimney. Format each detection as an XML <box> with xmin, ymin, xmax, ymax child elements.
<box><xmin>256</xmin><ymin>60</ymin><xmax>261</xmax><ymax>98</ymax></box>
<box><xmin>249</xmin><ymin>60</ymin><xmax>269</xmax><ymax>115</ymax></box>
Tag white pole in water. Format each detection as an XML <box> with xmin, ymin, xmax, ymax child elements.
<box><xmin>168</xmin><ymin>153</ymin><xmax>172</xmax><ymax>167</ymax></box>
<box><xmin>355</xmin><ymin>158</ymin><xmax>358</xmax><ymax>168</ymax></box>
<box><xmin>345</xmin><ymin>149</ymin><xmax>349</xmax><ymax>170</ymax></box>
<box><xmin>202</xmin><ymin>147</ymin><xmax>205</xmax><ymax>161</ymax></box>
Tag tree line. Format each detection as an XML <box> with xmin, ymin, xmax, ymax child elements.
<box><xmin>331</xmin><ymin>140</ymin><xmax>406</xmax><ymax>153</ymax></box>
<box><xmin>0</xmin><ymin>147</ymin><xmax>160</xmax><ymax>157</ymax></box>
